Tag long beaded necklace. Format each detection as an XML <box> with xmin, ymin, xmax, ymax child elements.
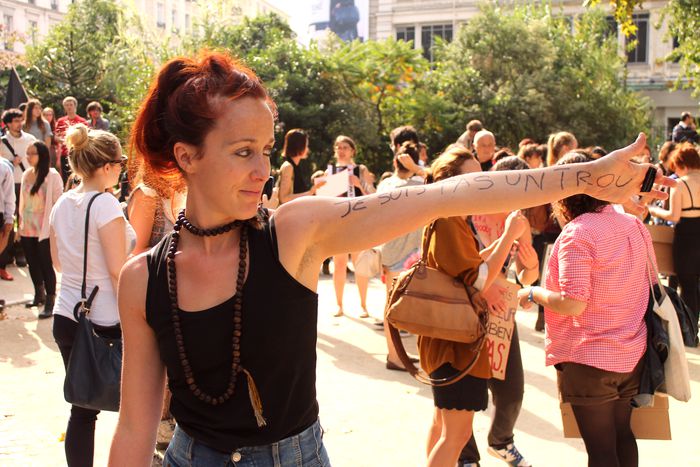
<box><xmin>166</xmin><ymin>210</ymin><xmax>266</xmax><ymax>426</ymax></box>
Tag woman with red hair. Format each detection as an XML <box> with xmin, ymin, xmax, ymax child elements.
<box><xmin>108</xmin><ymin>51</ymin><xmax>672</xmax><ymax>466</ymax></box>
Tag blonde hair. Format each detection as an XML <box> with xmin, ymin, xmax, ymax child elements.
<box><xmin>546</xmin><ymin>131</ymin><xmax>577</xmax><ymax>167</ymax></box>
<box><xmin>66</xmin><ymin>123</ymin><xmax>121</xmax><ymax>178</ymax></box>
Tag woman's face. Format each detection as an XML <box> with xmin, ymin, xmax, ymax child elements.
<box><xmin>334</xmin><ymin>141</ymin><xmax>355</xmax><ymax>164</ymax></box>
<box><xmin>32</xmin><ymin>105</ymin><xmax>42</xmax><ymax>119</ymax></box>
<box><xmin>26</xmin><ymin>144</ymin><xmax>39</xmax><ymax>168</ymax></box>
<box><xmin>103</xmin><ymin>145</ymin><xmax>124</xmax><ymax>188</ymax></box>
<box><xmin>181</xmin><ymin>96</ymin><xmax>274</xmax><ymax>221</ymax></box>
<box><xmin>42</xmin><ymin>109</ymin><xmax>53</xmax><ymax>122</ymax></box>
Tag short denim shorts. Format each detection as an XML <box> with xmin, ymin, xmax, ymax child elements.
<box><xmin>164</xmin><ymin>419</ymin><xmax>331</xmax><ymax>467</ymax></box>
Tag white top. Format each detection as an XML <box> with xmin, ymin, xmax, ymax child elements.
<box><xmin>50</xmin><ymin>191</ymin><xmax>136</xmax><ymax>326</ymax></box>
<box><xmin>0</xmin><ymin>131</ymin><xmax>36</xmax><ymax>183</ymax></box>
<box><xmin>0</xmin><ymin>159</ymin><xmax>14</xmax><ymax>223</ymax></box>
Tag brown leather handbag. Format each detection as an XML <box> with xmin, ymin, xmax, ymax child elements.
<box><xmin>385</xmin><ymin>221</ymin><xmax>489</xmax><ymax>386</ymax></box>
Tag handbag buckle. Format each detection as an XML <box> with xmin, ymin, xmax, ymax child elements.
<box><xmin>79</xmin><ymin>299</ymin><xmax>91</xmax><ymax>315</ymax></box>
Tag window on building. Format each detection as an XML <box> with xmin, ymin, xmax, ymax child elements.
<box><xmin>605</xmin><ymin>16</ymin><xmax>618</xmax><ymax>40</ymax></box>
<box><xmin>671</xmin><ymin>36</ymin><xmax>681</xmax><ymax>63</ymax></box>
<box><xmin>396</xmin><ymin>26</ymin><xmax>415</xmax><ymax>43</ymax></box>
<box><xmin>28</xmin><ymin>0</ymin><xmax>35</xmax><ymax>5</ymax></box>
<box><xmin>171</xmin><ymin>9</ymin><xmax>177</xmax><ymax>30</ymax></box>
<box><xmin>421</xmin><ymin>24</ymin><xmax>453</xmax><ymax>62</ymax></box>
<box><xmin>51</xmin><ymin>0</ymin><xmax>58</xmax><ymax>10</ymax></box>
<box><xmin>626</xmin><ymin>13</ymin><xmax>649</xmax><ymax>64</ymax></box>
<box><xmin>185</xmin><ymin>14</ymin><xmax>190</xmax><ymax>31</ymax></box>
<box><xmin>157</xmin><ymin>3</ymin><xmax>165</xmax><ymax>28</ymax></box>
<box><xmin>3</xmin><ymin>14</ymin><xmax>13</xmax><ymax>51</ymax></box>
<box><xmin>28</xmin><ymin>20</ymin><xmax>38</xmax><ymax>44</ymax></box>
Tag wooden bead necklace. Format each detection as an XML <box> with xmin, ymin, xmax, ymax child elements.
<box><xmin>166</xmin><ymin>210</ymin><xmax>266</xmax><ymax>425</ymax></box>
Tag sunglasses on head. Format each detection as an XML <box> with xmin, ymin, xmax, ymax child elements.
<box><xmin>104</xmin><ymin>155</ymin><xmax>127</xmax><ymax>169</ymax></box>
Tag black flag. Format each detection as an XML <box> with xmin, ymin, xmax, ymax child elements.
<box><xmin>4</xmin><ymin>67</ymin><xmax>27</xmax><ymax>110</ymax></box>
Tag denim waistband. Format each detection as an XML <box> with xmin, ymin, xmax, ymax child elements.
<box><xmin>166</xmin><ymin>419</ymin><xmax>330</xmax><ymax>467</ymax></box>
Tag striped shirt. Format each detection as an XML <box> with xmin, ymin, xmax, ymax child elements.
<box><xmin>545</xmin><ymin>206</ymin><xmax>654</xmax><ymax>373</ymax></box>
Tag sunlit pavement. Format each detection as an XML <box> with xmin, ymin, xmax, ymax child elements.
<box><xmin>1</xmin><ymin>271</ymin><xmax>698</xmax><ymax>466</ymax></box>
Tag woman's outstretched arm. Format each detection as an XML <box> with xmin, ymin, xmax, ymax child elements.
<box><xmin>274</xmin><ymin>134</ymin><xmax>674</xmax><ymax>288</ymax></box>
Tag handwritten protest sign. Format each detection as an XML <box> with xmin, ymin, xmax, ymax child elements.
<box><xmin>484</xmin><ymin>277</ymin><xmax>520</xmax><ymax>380</ymax></box>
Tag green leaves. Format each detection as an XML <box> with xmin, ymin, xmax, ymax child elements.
<box><xmin>423</xmin><ymin>4</ymin><xmax>649</xmax><ymax>151</ymax></box>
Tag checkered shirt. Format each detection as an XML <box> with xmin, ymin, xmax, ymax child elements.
<box><xmin>545</xmin><ymin>206</ymin><xmax>654</xmax><ymax>373</ymax></box>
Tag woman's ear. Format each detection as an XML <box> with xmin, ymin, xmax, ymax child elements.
<box><xmin>173</xmin><ymin>142</ymin><xmax>197</xmax><ymax>175</ymax></box>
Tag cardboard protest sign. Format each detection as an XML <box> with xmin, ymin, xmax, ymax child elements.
<box><xmin>485</xmin><ymin>277</ymin><xmax>520</xmax><ymax>380</ymax></box>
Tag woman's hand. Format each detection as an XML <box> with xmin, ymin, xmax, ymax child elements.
<box><xmin>514</xmin><ymin>241</ymin><xmax>538</xmax><ymax>271</ymax></box>
<box><xmin>397</xmin><ymin>153</ymin><xmax>424</xmax><ymax>176</ymax></box>
<box><xmin>585</xmin><ymin>133</ymin><xmax>676</xmax><ymax>205</ymax></box>
<box><xmin>482</xmin><ymin>282</ymin><xmax>508</xmax><ymax>314</ymax></box>
<box><xmin>261</xmin><ymin>187</ymin><xmax>279</xmax><ymax>209</ymax></box>
<box><xmin>504</xmin><ymin>210</ymin><xmax>528</xmax><ymax>239</ymax></box>
<box><xmin>517</xmin><ymin>287</ymin><xmax>533</xmax><ymax>310</ymax></box>
<box><xmin>310</xmin><ymin>180</ymin><xmax>326</xmax><ymax>195</ymax></box>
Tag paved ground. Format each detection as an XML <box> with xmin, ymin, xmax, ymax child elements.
<box><xmin>1</xmin><ymin>267</ymin><xmax>699</xmax><ymax>466</ymax></box>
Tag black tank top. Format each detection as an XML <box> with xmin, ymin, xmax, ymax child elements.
<box><xmin>146</xmin><ymin>216</ymin><xmax>319</xmax><ymax>452</ymax></box>
<box><xmin>286</xmin><ymin>157</ymin><xmax>310</xmax><ymax>194</ymax></box>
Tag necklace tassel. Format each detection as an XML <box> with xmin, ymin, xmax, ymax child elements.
<box><xmin>243</xmin><ymin>367</ymin><xmax>267</xmax><ymax>427</ymax></box>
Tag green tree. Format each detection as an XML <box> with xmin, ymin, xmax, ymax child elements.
<box><xmin>182</xmin><ymin>13</ymin><xmax>370</xmax><ymax>174</ymax></box>
<box><xmin>425</xmin><ymin>5</ymin><xmax>650</xmax><ymax>151</ymax></box>
<box><xmin>23</xmin><ymin>0</ymin><xmax>156</xmax><ymax>138</ymax></box>
<box><xmin>326</xmin><ymin>38</ymin><xmax>430</xmax><ymax>171</ymax></box>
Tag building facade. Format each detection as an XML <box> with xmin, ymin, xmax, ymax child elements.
<box><xmin>0</xmin><ymin>0</ymin><xmax>68</xmax><ymax>53</ymax></box>
<box><xmin>369</xmin><ymin>0</ymin><xmax>696</xmax><ymax>142</ymax></box>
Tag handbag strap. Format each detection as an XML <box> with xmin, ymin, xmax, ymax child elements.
<box><xmin>387</xmin><ymin>321</ymin><xmax>485</xmax><ymax>386</ymax></box>
<box><xmin>419</xmin><ymin>221</ymin><xmax>438</xmax><ymax>264</ymax></box>
<box><xmin>635</xmin><ymin>221</ymin><xmax>667</xmax><ymax>306</ymax></box>
<box><xmin>81</xmin><ymin>193</ymin><xmax>104</xmax><ymax>311</ymax></box>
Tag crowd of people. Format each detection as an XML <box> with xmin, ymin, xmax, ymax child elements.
<box><xmin>0</xmin><ymin>50</ymin><xmax>689</xmax><ymax>467</ymax></box>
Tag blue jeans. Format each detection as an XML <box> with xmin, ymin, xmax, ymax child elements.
<box><xmin>164</xmin><ymin>420</ymin><xmax>331</xmax><ymax>467</ymax></box>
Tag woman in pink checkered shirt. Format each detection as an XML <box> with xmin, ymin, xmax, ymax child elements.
<box><xmin>518</xmin><ymin>150</ymin><xmax>656</xmax><ymax>467</ymax></box>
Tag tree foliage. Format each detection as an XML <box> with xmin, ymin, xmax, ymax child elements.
<box><xmin>23</xmin><ymin>0</ymin><xmax>157</xmax><ymax>138</ymax></box>
<box><xmin>426</xmin><ymin>5</ymin><xmax>650</xmax><ymax>151</ymax></box>
<box><xmin>21</xmin><ymin>2</ymin><xmax>653</xmax><ymax>173</ymax></box>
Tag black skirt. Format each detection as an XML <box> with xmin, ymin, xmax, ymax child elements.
<box><xmin>430</xmin><ymin>363</ymin><xmax>488</xmax><ymax>411</ymax></box>
<box><xmin>673</xmin><ymin>217</ymin><xmax>700</xmax><ymax>275</ymax></box>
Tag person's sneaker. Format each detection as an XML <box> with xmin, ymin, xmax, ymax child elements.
<box><xmin>487</xmin><ymin>444</ymin><xmax>532</xmax><ymax>467</ymax></box>
<box><xmin>14</xmin><ymin>256</ymin><xmax>27</xmax><ymax>267</ymax></box>
<box><xmin>0</xmin><ymin>269</ymin><xmax>13</xmax><ymax>281</ymax></box>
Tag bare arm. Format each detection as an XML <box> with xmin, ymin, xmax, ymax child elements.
<box><xmin>278</xmin><ymin>163</ymin><xmax>318</xmax><ymax>204</ymax></box>
<box><xmin>98</xmin><ymin>217</ymin><xmax>128</xmax><ymax>291</ymax></box>
<box><xmin>517</xmin><ymin>286</ymin><xmax>586</xmax><ymax>316</ymax></box>
<box><xmin>49</xmin><ymin>227</ymin><xmax>60</xmax><ymax>272</ymax></box>
<box><xmin>109</xmin><ymin>255</ymin><xmax>166</xmax><ymax>466</ymax></box>
<box><xmin>648</xmin><ymin>184</ymin><xmax>682</xmax><ymax>223</ymax></box>
<box><xmin>273</xmin><ymin>134</ymin><xmax>674</xmax><ymax>290</ymax></box>
<box><xmin>127</xmin><ymin>188</ymin><xmax>157</xmax><ymax>256</ymax></box>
